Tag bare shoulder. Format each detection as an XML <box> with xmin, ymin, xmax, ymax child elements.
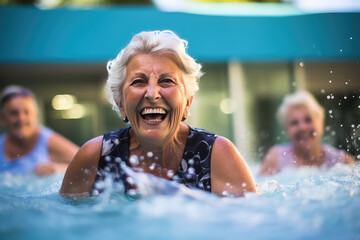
<box><xmin>60</xmin><ymin>136</ymin><xmax>103</xmax><ymax>198</ymax></box>
<box><xmin>259</xmin><ymin>145</ymin><xmax>281</xmax><ymax>176</ymax></box>
<box><xmin>342</xmin><ymin>151</ymin><xmax>355</xmax><ymax>165</ymax></box>
<box><xmin>211</xmin><ymin>136</ymin><xmax>258</xmax><ymax>196</ymax></box>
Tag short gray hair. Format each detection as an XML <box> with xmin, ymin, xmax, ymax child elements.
<box><xmin>105</xmin><ymin>30</ymin><xmax>203</xmax><ymax>117</ymax></box>
<box><xmin>277</xmin><ymin>90</ymin><xmax>325</xmax><ymax>129</ymax></box>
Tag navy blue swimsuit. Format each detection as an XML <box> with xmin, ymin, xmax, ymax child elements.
<box><xmin>93</xmin><ymin>126</ymin><xmax>217</xmax><ymax>194</ymax></box>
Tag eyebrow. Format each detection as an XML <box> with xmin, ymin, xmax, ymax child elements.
<box><xmin>132</xmin><ymin>73</ymin><xmax>147</xmax><ymax>79</ymax></box>
<box><xmin>131</xmin><ymin>73</ymin><xmax>177</xmax><ymax>79</ymax></box>
<box><xmin>160</xmin><ymin>73</ymin><xmax>175</xmax><ymax>77</ymax></box>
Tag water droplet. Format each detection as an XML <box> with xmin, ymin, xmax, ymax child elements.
<box><xmin>312</xmin><ymin>132</ymin><xmax>317</xmax><ymax>137</ymax></box>
<box><xmin>329</xmin><ymin>80</ymin><xmax>332</xmax><ymax>83</ymax></box>
<box><xmin>331</xmin><ymin>95</ymin><xmax>334</xmax><ymax>99</ymax></box>
<box><xmin>104</xmin><ymin>166</ymin><xmax>111</xmax><ymax>172</ymax></box>
<box><xmin>149</xmin><ymin>162</ymin><xmax>156</xmax><ymax>170</ymax></box>
<box><xmin>327</xmin><ymin>95</ymin><xmax>331</xmax><ymax>99</ymax></box>
<box><xmin>330</xmin><ymin>70</ymin><xmax>333</xmax><ymax>73</ymax></box>
<box><xmin>328</xmin><ymin>110</ymin><xmax>332</xmax><ymax>114</ymax></box>
<box><xmin>226</xmin><ymin>182</ymin><xmax>231</xmax><ymax>187</ymax></box>
<box><xmin>128</xmin><ymin>189</ymin><xmax>137</xmax><ymax>196</ymax></box>
<box><xmin>129</xmin><ymin>155</ymin><xmax>139</xmax><ymax>166</ymax></box>
<box><xmin>351</xmin><ymin>124</ymin><xmax>355</xmax><ymax>128</ymax></box>
<box><xmin>242</xmin><ymin>182</ymin><xmax>247</xmax><ymax>187</ymax></box>
<box><xmin>167</xmin><ymin>170</ymin><xmax>174</xmax><ymax>178</ymax></box>
<box><xmin>350</xmin><ymin>37</ymin><xmax>353</xmax><ymax>40</ymax></box>
<box><xmin>340</xmin><ymin>124</ymin><xmax>343</xmax><ymax>127</ymax></box>
<box><xmin>188</xmin><ymin>167</ymin><xmax>195</xmax><ymax>174</ymax></box>
<box><xmin>340</xmin><ymin>49</ymin><xmax>343</xmax><ymax>52</ymax></box>
<box><xmin>222</xmin><ymin>191</ymin><xmax>229</xmax><ymax>196</ymax></box>
<box><xmin>188</xmin><ymin>159</ymin><xmax>194</xmax><ymax>165</ymax></box>
<box><xmin>321</xmin><ymin>89</ymin><xmax>325</xmax><ymax>93</ymax></box>
<box><xmin>84</xmin><ymin>169</ymin><xmax>89</xmax><ymax>175</ymax></box>
<box><xmin>357</xmin><ymin>155</ymin><xmax>360</xmax><ymax>160</ymax></box>
<box><xmin>139</xmin><ymin>156</ymin><xmax>145</xmax><ymax>161</ymax></box>
<box><xmin>92</xmin><ymin>189</ymin><xmax>99</xmax><ymax>196</ymax></box>
<box><xmin>299</xmin><ymin>62</ymin><xmax>304</xmax><ymax>67</ymax></box>
<box><xmin>126</xmin><ymin>177</ymin><xmax>134</xmax><ymax>185</ymax></box>
<box><xmin>283</xmin><ymin>152</ymin><xmax>287</xmax><ymax>156</ymax></box>
<box><xmin>114</xmin><ymin>139</ymin><xmax>119</xmax><ymax>145</ymax></box>
<box><xmin>147</xmin><ymin>151</ymin><xmax>154</xmax><ymax>158</ymax></box>
<box><xmin>115</xmin><ymin>157</ymin><xmax>121</xmax><ymax>163</ymax></box>
<box><xmin>105</xmin><ymin>156</ymin><xmax>111</xmax><ymax>162</ymax></box>
<box><xmin>345</xmin><ymin>82</ymin><xmax>348</xmax><ymax>85</ymax></box>
<box><xmin>344</xmin><ymin>96</ymin><xmax>347</xmax><ymax>99</ymax></box>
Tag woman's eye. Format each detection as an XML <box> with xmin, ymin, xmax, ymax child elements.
<box><xmin>305</xmin><ymin>117</ymin><xmax>312</xmax><ymax>123</ymax></box>
<box><xmin>130</xmin><ymin>79</ymin><xmax>145</xmax><ymax>86</ymax></box>
<box><xmin>159</xmin><ymin>78</ymin><xmax>175</xmax><ymax>86</ymax></box>
<box><xmin>290</xmin><ymin>120</ymin><xmax>298</xmax><ymax>126</ymax></box>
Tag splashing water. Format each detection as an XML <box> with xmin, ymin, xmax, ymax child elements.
<box><xmin>0</xmin><ymin>163</ymin><xmax>360</xmax><ymax>240</ymax></box>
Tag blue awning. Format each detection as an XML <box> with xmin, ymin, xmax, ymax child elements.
<box><xmin>0</xmin><ymin>5</ymin><xmax>359</xmax><ymax>64</ymax></box>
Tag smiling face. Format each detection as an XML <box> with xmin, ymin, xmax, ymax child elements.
<box><xmin>285</xmin><ymin>105</ymin><xmax>323</xmax><ymax>151</ymax></box>
<box><xmin>0</xmin><ymin>96</ymin><xmax>38</xmax><ymax>139</ymax></box>
<box><xmin>118</xmin><ymin>54</ymin><xmax>192</xmax><ymax>144</ymax></box>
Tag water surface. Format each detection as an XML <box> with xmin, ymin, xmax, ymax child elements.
<box><xmin>1</xmin><ymin>163</ymin><xmax>359</xmax><ymax>240</ymax></box>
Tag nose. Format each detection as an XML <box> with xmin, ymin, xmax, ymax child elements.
<box><xmin>17</xmin><ymin>111</ymin><xmax>27</xmax><ymax>123</ymax></box>
<box><xmin>144</xmin><ymin>82</ymin><xmax>161</xmax><ymax>102</ymax></box>
<box><xmin>298</xmin><ymin>120</ymin><xmax>309</xmax><ymax>131</ymax></box>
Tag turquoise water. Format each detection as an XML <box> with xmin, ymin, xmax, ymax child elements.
<box><xmin>1</xmin><ymin>163</ymin><xmax>359</xmax><ymax>240</ymax></box>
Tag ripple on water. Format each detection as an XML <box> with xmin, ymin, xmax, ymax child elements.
<box><xmin>0</xmin><ymin>163</ymin><xmax>359</xmax><ymax>240</ymax></box>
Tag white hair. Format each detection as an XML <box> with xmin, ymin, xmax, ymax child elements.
<box><xmin>277</xmin><ymin>90</ymin><xmax>325</xmax><ymax>129</ymax></box>
<box><xmin>105</xmin><ymin>30</ymin><xmax>203</xmax><ymax>117</ymax></box>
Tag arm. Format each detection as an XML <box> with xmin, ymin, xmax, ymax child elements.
<box><xmin>211</xmin><ymin>136</ymin><xmax>258</xmax><ymax>197</ymax></box>
<box><xmin>35</xmin><ymin>132</ymin><xmax>79</xmax><ymax>176</ymax></box>
<box><xmin>258</xmin><ymin>146</ymin><xmax>280</xmax><ymax>176</ymax></box>
<box><xmin>48</xmin><ymin>132</ymin><xmax>79</xmax><ymax>164</ymax></box>
<box><xmin>342</xmin><ymin>151</ymin><xmax>355</xmax><ymax>165</ymax></box>
<box><xmin>59</xmin><ymin>136</ymin><xmax>102</xmax><ymax>198</ymax></box>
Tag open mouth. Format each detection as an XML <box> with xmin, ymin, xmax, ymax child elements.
<box><xmin>140</xmin><ymin>107</ymin><xmax>167</xmax><ymax>123</ymax></box>
<box><xmin>295</xmin><ymin>131</ymin><xmax>315</xmax><ymax>141</ymax></box>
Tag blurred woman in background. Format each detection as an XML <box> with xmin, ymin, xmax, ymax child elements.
<box><xmin>0</xmin><ymin>85</ymin><xmax>79</xmax><ymax>176</ymax></box>
<box><xmin>259</xmin><ymin>90</ymin><xmax>354</xmax><ymax>176</ymax></box>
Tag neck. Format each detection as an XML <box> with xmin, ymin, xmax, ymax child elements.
<box><xmin>129</xmin><ymin>124</ymin><xmax>188</xmax><ymax>177</ymax></box>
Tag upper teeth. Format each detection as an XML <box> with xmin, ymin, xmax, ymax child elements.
<box><xmin>141</xmin><ymin>108</ymin><xmax>166</xmax><ymax>115</ymax></box>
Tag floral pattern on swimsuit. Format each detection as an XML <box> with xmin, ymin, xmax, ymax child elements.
<box><xmin>92</xmin><ymin>126</ymin><xmax>217</xmax><ymax>196</ymax></box>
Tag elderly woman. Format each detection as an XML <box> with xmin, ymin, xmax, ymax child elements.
<box><xmin>0</xmin><ymin>85</ymin><xmax>79</xmax><ymax>176</ymax></box>
<box><xmin>60</xmin><ymin>30</ymin><xmax>257</xmax><ymax>198</ymax></box>
<box><xmin>259</xmin><ymin>91</ymin><xmax>354</xmax><ymax>176</ymax></box>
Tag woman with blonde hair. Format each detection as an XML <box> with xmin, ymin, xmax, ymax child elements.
<box><xmin>259</xmin><ymin>90</ymin><xmax>354</xmax><ymax>176</ymax></box>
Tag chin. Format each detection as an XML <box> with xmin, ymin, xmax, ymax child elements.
<box><xmin>140</xmin><ymin>130</ymin><xmax>169</xmax><ymax>142</ymax></box>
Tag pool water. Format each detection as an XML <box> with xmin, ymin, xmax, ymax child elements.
<box><xmin>1</xmin><ymin>163</ymin><xmax>359</xmax><ymax>240</ymax></box>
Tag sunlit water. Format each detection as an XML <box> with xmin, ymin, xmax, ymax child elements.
<box><xmin>1</xmin><ymin>163</ymin><xmax>359</xmax><ymax>240</ymax></box>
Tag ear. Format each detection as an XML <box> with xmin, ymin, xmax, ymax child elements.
<box><xmin>115</xmin><ymin>99</ymin><xmax>126</xmax><ymax>119</ymax></box>
<box><xmin>185</xmin><ymin>96</ymin><xmax>193</xmax><ymax>109</ymax></box>
<box><xmin>183</xmin><ymin>96</ymin><xmax>193</xmax><ymax>119</ymax></box>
